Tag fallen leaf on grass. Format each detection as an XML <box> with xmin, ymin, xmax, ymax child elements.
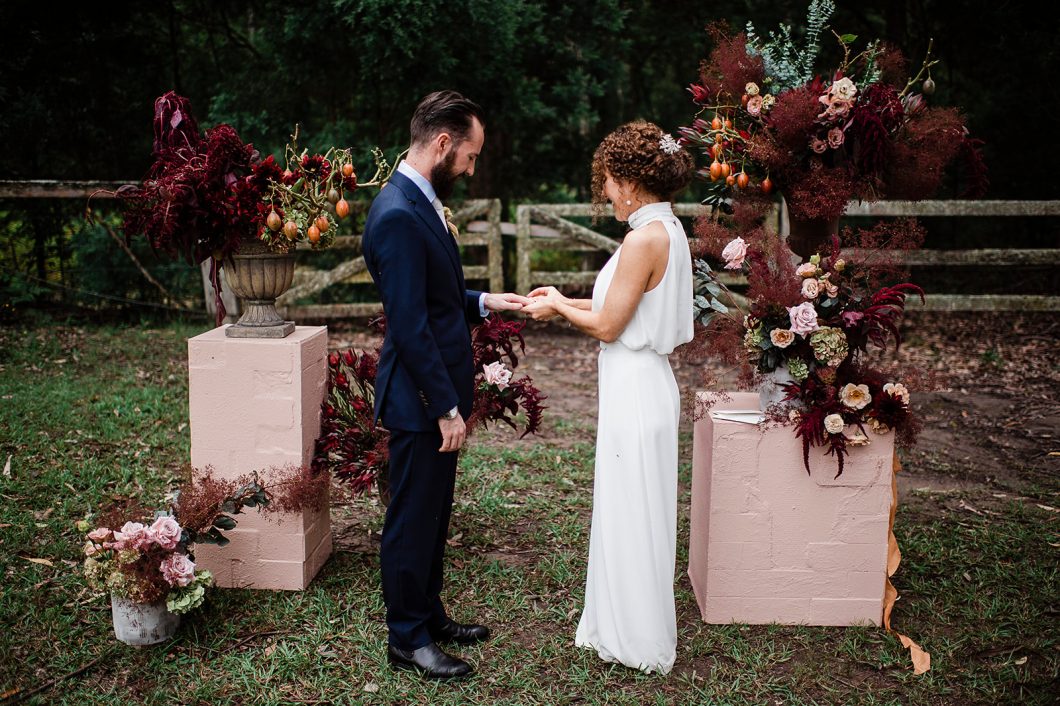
<box><xmin>1035</xmin><ymin>504</ymin><xmax>1058</xmax><ymax>513</ymax></box>
<box><xmin>363</xmin><ymin>682</ymin><xmax>379</xmax><ymax>693</ymax></box>
<box><xmin>23</xmin><ymin>557</ymin><xmax>54</xmax><ymax>567</ymax></box>
<box><xmin>1014</xmin><ymin>656</ymin><xmax>1028</xmax><ymax>665</ymax></box>
<box><xmin>263</xmin><ymin>642</ymin><xmax>277</xmax><ymax>658</ymax></box>
<box><xmin>3</xmin><ymin>455</ymin><xmax>10</xmax><ymax>478</ymax></box>
<box><xmin>963</xmin><ymin>572</ymin><xmax>972</xmax><ymax>582</ymax></box>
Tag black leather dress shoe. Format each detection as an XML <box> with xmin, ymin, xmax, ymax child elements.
<box><xmin>430</xmin><ymin>619</ymin><xmax>491</xmax><ymax>645</ymax></box>
<box><xmin>387</xmin><ymin>642</ymin><xmax>473</xmax><ymax>679</ymax></box>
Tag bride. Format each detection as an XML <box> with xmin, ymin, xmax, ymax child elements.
<box><xmin>524</xmin><ymin>121</ymin><xmax>694</xmax><ymax>674</ymax></box>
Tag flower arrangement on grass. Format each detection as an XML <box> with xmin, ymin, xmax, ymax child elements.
<box><xmin>679</xmin><ymin>0</ymin><xmax>987</xmax><ymax>224</ymax></box>
<box><xmin>81</xmin><ymin>465</ymin><xmax>329</xmax><ymax>614</ymax></box>
<box><xmin>80</xmin><ymin>475</ymin><xmax>265</xmax><ymax>614</ymax></box>
<box><xmin>690</xmin><ymin>202</ymin><xmax>925</xmax><ymax>476</ymax></box>
<box><xmin>314</xmin><ymin>316</ymin><xmax>546</xmax><ymax>496</ymax></box>
<box><xmin>115</xmin><ymin>91</ymin><xmax>393</xmax><ymax>324</ymax></box>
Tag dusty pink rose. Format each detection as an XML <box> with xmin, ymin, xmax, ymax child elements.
<box><xmin>827</xmin><ymin>127</ymin><xmax>845</xmax><ymax>149</ymax></box>
<box><xmin>883</xmin><ymin>382</ymin><xmax>911</xmax><ymax>404</ymax></box>
<box><xmin>721</xmin><ymin>237</ymin><xmax>748</xmax><ymax>269</ymax></box>
<box><xmin>810</xmin><ymin>136</ymin><xmax>828</xmax><ymax>154</ymax></box>
<box><xmin>796</xmin><ymin>263</ymin><xmax>818</xmax><ymax>278</ymax></box>
<box><xmin>746</xmin><ymin>95</ymin><xmax>763</xmax><ymax>117</ymax></box>
<box><xmin>840</xmin><ymin>383</ymin><xmax>872</xmax><ymax>410</ymax></box>
<box><xmin>113</xmin><ymin>522</ymin><xmax>151</xmax><ymax>550</ymax></box>
<box><xmin>801</xmin><ymin>278</ymin><xmax>821</xmax><ymax>299</ymax></box>
<box><xmin>83</xmin><ymin>540</ymin><xmax>102</xmax><ymax>558</ymax></box>
<box><xmin>150</xmin><ymin>516</ymin><xmax>183</xmax><ymax>550</ymax></box>
<box><xmin>787</xmin><ymin>302</ymin><xmax>820</xmax><ymax>336</ymax></box>
<box><xmin>769</xmin><ymin>329</ymin><xmax>796</xmax><ymax>348</ymax></box>
<box><xmin>87</xmin><ymin>528</ymin><xmax>112</xmax><ymax>542</ymax></box>
<box><xmin>841</xmin><ymin>311</ymin><xmax>865</xmax><ymax>327</ymax></box>
<box><xmin>482</xmin><ymin>361</ymin><xmax>512</xmax><ymax>390</ymax></box>
<box><xmin>160</xmin><ymin>553</ymin><xmax>196</xmax><ymax>587</ymax></box>
<box><xmin>824</xmin><ymin>281</ymin><xmax>839</xmax><ymax>298</ymax></box>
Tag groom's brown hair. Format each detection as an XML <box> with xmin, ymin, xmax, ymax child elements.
<box><xmin>410</xmin><ymin>91</ymin><xmax>485</xmax><ymax>147</ymax></box>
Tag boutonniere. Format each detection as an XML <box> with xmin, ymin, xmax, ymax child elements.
<box><xmin>442</xmin><ymin>206</ymin><xmax>459</xmax><ymax>239</ymax></box>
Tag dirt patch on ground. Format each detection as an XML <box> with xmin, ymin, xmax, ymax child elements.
<box><xmin>329</xmin><ymin>311</ymin><xmax>1060</xmax><ymax>499</ymax></box>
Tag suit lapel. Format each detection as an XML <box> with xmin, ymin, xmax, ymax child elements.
<box><xmin>390</xmin><ymin>172</ymin><xmax>463</xmax><ymax>282</ymax></box>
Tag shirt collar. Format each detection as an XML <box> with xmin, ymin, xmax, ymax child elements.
<box><xmin>396</xmin><ymin>160</ymin><xmax>438</xmax><ymax>204</ymax></box>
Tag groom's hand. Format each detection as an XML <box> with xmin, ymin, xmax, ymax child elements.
<box><xmin>484</xmin><ymin>292</ymin><xmax>532</xmax><ymax>312</ymax></box>
<box><xmin>439</xmin><ymin>413</ymin><xmax>467</xmax><ymax>453</ymax></box>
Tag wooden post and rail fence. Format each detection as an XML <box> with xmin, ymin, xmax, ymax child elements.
<box><xmin>1</xmin><ymin>180</ymin><xmax>1057</xmax><ymax>315</ymax></box>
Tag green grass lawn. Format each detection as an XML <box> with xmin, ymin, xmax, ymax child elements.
<box><xmin>0</xmin><ymin>318</ymin><xmax>1056</xmax><ymax>705</ymax></box>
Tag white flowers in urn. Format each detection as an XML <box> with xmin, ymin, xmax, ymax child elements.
<box><xmin>884</xmin><ymin>382</ymin><xmax>911</xmax><ymax>404</ymax></box>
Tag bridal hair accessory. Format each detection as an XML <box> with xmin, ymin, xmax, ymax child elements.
<box><xmin>659</xmin><ymin>133</ymin><xmax>682</xmax><ymax>155</ymax></box>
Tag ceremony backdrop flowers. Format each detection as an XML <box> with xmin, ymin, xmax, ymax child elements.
<box><xmin>679</xmin><ymin>0</ymin><xmax>987</xmax><ymax>221</ymax></box>
<box><xmin>690</xmin><ymin>202</ymin><xmax>926</xmax><ymax>476</ymax></box>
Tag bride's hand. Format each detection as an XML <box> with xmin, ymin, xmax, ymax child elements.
<box><xmin>528</xmin><ymin>286</ymin><xmax>567</xmax><ymax>303</ymax></box>
<box><xmin>523</xmin><ymin>299</ymin><xmax>559</xmax><ymax>321</ymax></box>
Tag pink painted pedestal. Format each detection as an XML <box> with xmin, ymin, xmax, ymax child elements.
<box><xmin>188</xmin><ymin>325</ymin><xmax>332</xmax><ymax>590</ymax></box>
<box><xmin>688</xmin><ymin>392</ymin><xmax>893</xmax><ymax>626</ymax></box>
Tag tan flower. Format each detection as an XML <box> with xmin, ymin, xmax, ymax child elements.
<box><xmin>761</xmin><ymin>94</ymin><xmax>776</xmax><ymax>110</ymax></box>
<box><xmin>824</xmin><ymin>414</ymin><xmax>845</xmax><ymax>434</ymax></box>
<box><xmin>840</xmin><ymin>383</ymin><xmax>872</xmax><ymax>410</ymax></box>
<box><xmin>829</xmin><ymin>77</ymin><xmax>858</xmax><ymax>101</ymax></box>
<box><xmin>796</xmin><ymin>263</ymin><xmax>818</xmax><ymax>278</ymax></box>
<box><xmin>770</xmin><ymin>328</ymin><xmax>796</xmax><ymax>348</ymax></box>
<box><xmin>870</xmin><ymin>418</ymin><xmax>891</xmax><ymax>435</ymax></box>
<box><xmin>846</xmin><ymin>430</ymin><xmax>871</xmax><ymax>446</ymax></box>
<box><xmin>883</xmin><ymin>382</ymin><xmax>911</xmax><ymax>404</ymax></box>
<box><xmin>745</xmin><ymin>82</ymin><xmax>760</xmax><ymax>96</ymax></box>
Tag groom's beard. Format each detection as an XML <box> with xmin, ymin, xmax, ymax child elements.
<box><xmin>430</xmin><ymin>148</ymin><xmax>463</xmax><ymax>202</ymax></box>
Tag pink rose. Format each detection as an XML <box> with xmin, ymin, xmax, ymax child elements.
<box><xmin>841</xmin><ymin>311</ymin><xmax>865</xmax><ymax>327</ymax></box>
<box><xmin>796</xmin><ymin>263</ymin><xmax>818</xmax><ymax>278</ymax></box>
<box><xmin>787</xmin><ymin>302</ymin><xmax>820</xmax><ymax>337</ymax></box>
<box><xmin>746</xmin><ymin>95</ymin><xmax>763</xmax><ymax>117</ymax></box>
<box><xmin>824</xmin><ymin>281</ymin><xmax>839</xmax><ymax>298</ymax></box>
<box><xmin>87</xmin><ymin>528</ymin><xmax>112</xmax><ymax>543</ymax></box>
<box><xmin>482</xmin><ymin>361</ymin><xmax>512</xmax><ymax>390</ymax></box>
<box><xmin>160</xmin><ymin>553</ymin><xmax>197</xmax><ymax>587</ymax></box>
<box><xmin>801</xmin><ymin>278</ymin><xmax>821</xmax><ymax>299</ymax></box>
<box><xmin>113</xmin><ymin>521</ymin><xmax>151</xmax><ymax>550</ymax></box>
<box><xmin>721</xmin><ymin>237</ymin><xmax>748</xmax><ymax>269</ymax></box>
<box><xmin>810</xmin><ymin>136</ymin><xmax>828</xmax><ymax>154</ymax></box>
<box><xmin>150</xmin><ymin>516</ymin><xmax>183</xmax><ymax>551</ymax></box>
<box><xmin>827</xmin><ymin>127</ymin><xmax>845</xmax><ymax>149</ymax></box>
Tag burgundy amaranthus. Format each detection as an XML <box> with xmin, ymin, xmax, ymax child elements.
<box><xmin>314</xmin><ymin>316</ymin><xmax>547</xmax><ymax>495</ymax></box>
<box><xmin>117</xmin><ymin>91</ymin><xmax>270</xmax><ymax>324</ymax></box>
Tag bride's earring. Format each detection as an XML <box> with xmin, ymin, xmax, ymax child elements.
<box><xmin>625</xmin><ymin>199</ymin><xmax>632</xmax><ymax>206</ymax></box>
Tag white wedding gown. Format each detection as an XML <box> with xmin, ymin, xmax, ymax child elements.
<box><xmin>574</xmin><ymin>201</ymin><xmax>694</xmax><ymax>674</ymax></box>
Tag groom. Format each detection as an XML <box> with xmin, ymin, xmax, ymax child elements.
<box><xmin>362</xmin><ymin>90</ymin><xmax>529</xmax><ymax>679</ymax></box>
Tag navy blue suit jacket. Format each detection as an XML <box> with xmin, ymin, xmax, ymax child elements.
<box><xmin>362</xmin><ymin>170</ymin><xmax>483</xmax><ymax>432</ymax></box>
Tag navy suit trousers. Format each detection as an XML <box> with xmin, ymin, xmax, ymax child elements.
<box><xmin>380</xmin><ymin>427</ymin><xmax>457</xmax><ymax>649</ymax></box>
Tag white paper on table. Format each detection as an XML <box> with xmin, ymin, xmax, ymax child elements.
<box><xmin>710</xmin><ymin>409</ymin><xmax>767</xmax><ymax>425</ymax></box>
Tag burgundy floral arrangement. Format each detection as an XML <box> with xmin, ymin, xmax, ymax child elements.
<box><xmin>314</xmin><ymin>316</ymin><xmax>546</xmax><ymax>496</ymax></box>
<box><xmin>679</xmin><ymin>2</ymin><xmax>988</xmax><ymax>223</ymax></box>
<box><xmin>689</xmin><ymin>202</ymin><xmax>927</xmax><ymax>476</ymax></box>
<box><xmin>116</xmin><ymin>92</ymin><xmax>388</xmax><ymax>324</ymax></box>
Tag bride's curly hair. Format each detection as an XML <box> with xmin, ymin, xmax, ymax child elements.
<box><xmin>591</xmin><ymin>121</ymin><xmax>695</xmax><ymax>216</ymax></box>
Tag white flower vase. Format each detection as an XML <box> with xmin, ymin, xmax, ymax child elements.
<box><xmin>759</xmin><ymin>365</ymin><xmax>795</xmax><ymax>411</ymax></box>
<box><xmin>111</xmin><ymin>594</ymin><xmax>179</xmax><ymax>646</ymax></box>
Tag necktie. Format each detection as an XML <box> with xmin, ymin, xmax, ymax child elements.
<box><xmin>431</xmin><ymin>197</ymin><xmax>448</xmax><ymax>231</ymax></box>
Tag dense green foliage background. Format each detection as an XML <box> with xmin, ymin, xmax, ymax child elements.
<box><xmin>1</xmin><ymin>0</ymin><xmax>1056</xmax><ymax>312</ymax></box>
